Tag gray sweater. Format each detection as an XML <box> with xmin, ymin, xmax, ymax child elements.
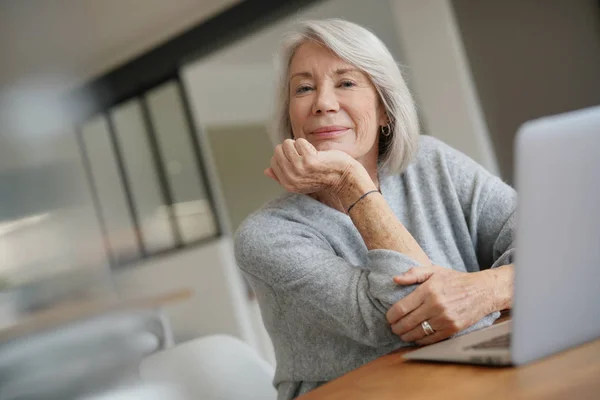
<box><xmin>234</xmin><ymin>135</ymin><xmax>516</xmax><ymax>400</ymax></box>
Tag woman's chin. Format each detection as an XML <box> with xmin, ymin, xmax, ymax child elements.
<box><xmin>313</xmin><ymin>141</ymin><xmax>350</xmax><ymax>153</ymax></box>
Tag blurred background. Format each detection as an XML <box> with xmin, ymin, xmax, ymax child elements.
<box><xmin>0</xmin><ymin>0</ymin><xmax>599</xmax><ymax>398</ymax></box>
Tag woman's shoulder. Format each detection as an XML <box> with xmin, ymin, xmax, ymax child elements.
<box><xmin>237</xmin><ymin>192</ymin><xmax>318</xmax><ymax>233</ymax></box>
<box><xmin>383</xmin><ymin>135</ymin><xmax>496</xmax><ymax>205</ymax></box>
<box><xmin>414</xmin><ymin>135</ymin><xmax>460</xmax><ymax>166</ymax></box>
<box><xmin>389</xmin><ymin>135</ymin><xmax>455</xmax><ymax>185</ymax></box>
<box><xmin>409</xmin><ymin>134</ymin><xmax>488</xmax><ymax>178</ymax></box>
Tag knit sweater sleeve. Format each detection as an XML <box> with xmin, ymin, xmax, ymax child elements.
<box><xmin>235</xmin><ymin>215</ymin><xmax>423</xmax><ymax>348</ymax></box>
<box><xmin>425</xmin><ymin>136</ymin><xmax>517</xmax><ymax>270</ymax></box>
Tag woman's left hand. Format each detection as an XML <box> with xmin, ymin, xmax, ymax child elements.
<box><xmin>386</xmin><ymin>266</ymin><xmax>496</xmax><ymax>345</ymax></box>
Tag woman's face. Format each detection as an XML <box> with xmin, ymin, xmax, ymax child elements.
<box><xmin>288</xmin><ymin>41</ymin><xmax>387</xmax><ymax>164</ymax></box>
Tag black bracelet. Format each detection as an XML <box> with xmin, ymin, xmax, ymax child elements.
<box><xmin>346</xmin><ymin>189</ymin><xmax>380</xmax><ymax>214</ymax></box>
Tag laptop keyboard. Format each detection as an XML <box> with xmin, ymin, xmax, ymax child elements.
<box><xmin>465</xmin><ymin>333</ymin><xmax>511</xmax><ymax>350</ymax></box>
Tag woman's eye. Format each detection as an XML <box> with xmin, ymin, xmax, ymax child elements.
<box><xmin>295</xmin><ymin>85</ymin><xmax>313</xmax><ymax>94</ymax></box>
<box><xmin>339</xmin><ymin>80</ymin><xmax>356</xmax><ymax>88</ymax></box>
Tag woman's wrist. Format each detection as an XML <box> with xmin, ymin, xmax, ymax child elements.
<box><xmin>479</xmin><ymin>264</ymin><xmax>514</xmax><ymax>313</ymax></box>
<box><xmin>331</xmin><ymin>162</ymin><xmax>377</xmax><ymax>210</ymax></box>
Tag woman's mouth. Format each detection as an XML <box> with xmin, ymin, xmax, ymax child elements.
<box><xmin>310</xmin><ymin>126</ymin><xmax>349</xmax><ymax>138</ymax></box>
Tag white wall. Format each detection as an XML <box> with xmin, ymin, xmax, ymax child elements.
<box><xmin>184</xmin><ymin>65</ymin><xmax>275</xmax><ymax>127</ymax></box>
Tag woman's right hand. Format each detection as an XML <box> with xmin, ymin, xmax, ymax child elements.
<box><xmin>265</xmin><ymin>138</ymin><xmax>363</xmax><ymax>196</ymax></box>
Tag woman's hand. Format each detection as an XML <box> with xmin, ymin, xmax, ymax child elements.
<box><xmin>265</xmin><ymin>138</ymin><xmax>359</xmax><ymax>195</ymax></box>
<box><xmin>386</xmin><ymin>266</ymin><xmax>496</xmax><ymax>345</ymax></box>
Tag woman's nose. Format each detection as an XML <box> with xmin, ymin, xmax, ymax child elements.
<box><xmin>312</xmin><ymin>87</ymin><xmax>339</xmax><ymax>115</ymax></box>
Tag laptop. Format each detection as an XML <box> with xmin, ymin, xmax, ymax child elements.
<box><xmin>403</xmin><ymin>106</ymin><xmax>600</xmax><ymax>366</ymax></box>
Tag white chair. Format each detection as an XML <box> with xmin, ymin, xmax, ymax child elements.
<box><xmin>0</xmin><ymin>310</ymin><xmax>167</xmax><ymax>399</ymax></box>
<box><xmin>139</xmin><ymin>334</ymin><xmax>277</xmax><ymax>400</ymax></box>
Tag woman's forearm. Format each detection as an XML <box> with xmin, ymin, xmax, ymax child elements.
<box><xmin>335</xmin><ymin>165</ymin><xmax>432</xmax><ymax>266</ymax></box>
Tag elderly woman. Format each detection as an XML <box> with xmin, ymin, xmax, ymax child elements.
<box><xmin>235</xmin><ymin>19</ymin><xmax>515</xmax><ymax>399</ymax></box>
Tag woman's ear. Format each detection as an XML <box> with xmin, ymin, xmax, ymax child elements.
<box><xmin>377</xmin><ymin>103</ymin><xmax>390</xmax><ymax>127</ymax></box>
<box><xmin>378</xmin><ymin>114</ymin><xmax>390</xmax><ymax>128</ymax></box>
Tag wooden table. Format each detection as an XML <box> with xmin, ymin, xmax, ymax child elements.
<box><xmin>299</xmin><ymin>317</ymin><xmax>600</xmax><ymax>400</ymax></box>
<box><xmin>0</xmin><ymin>288</ymin><xmax>192</xmax><ymax>343</ymax></box>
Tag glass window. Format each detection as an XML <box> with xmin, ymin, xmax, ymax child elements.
<box><xmin>146</xmin><ymin>81</ymin><xmax>217</xmax><ymax>244</ymax></box>
<box><xmin>80</xmin><ymin>116</ymin><xmax>140</xmax><ymax>265</ymax></box>
<box><xmin>111</xmin><ymin>99</ymin><xmax>176</xmax><ymax>254</ymax></box>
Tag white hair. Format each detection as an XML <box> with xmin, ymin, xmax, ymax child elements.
<box><xmin>270</xmin><ymin>18</ymin><xmax>420</xmax><ymax>176</ymax></box>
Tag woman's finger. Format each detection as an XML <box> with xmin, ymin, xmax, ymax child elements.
<box><xmin>393</xmin><ymin>267</ymin><xmax>436</xmax><ymax>285</ymax></box>
<box><xmin>391</xmin><ymin>302</ymin><xmax>432</xmax><ymax>337</ymax></box>
<box><xmin>270</xmin><ymin>156</ymin><xmax>286</xmax><ymax>185</ymax></box>
<box><xmin>274</xmin><ymin>144</ymin><xmax>292</xmax><ymax>169</ymax></box>
<box><xmin>400</xmin><ymin>315</ymin><xmax>448</xmax><ymax>344</ymax></box>
<box><xmin>264</xmin><ymin>167</ymin><xmax>280</xmax><ymax>183</ymax></box>
<box><xmin>398</xmin><ymin>323</ymin><xmax>428</xmax><ymax>343</ymax></box>
<box><xmin>282</xmin><ymin>139</ymin><xmax>300</xmax><ymax>162</ymax></box>
<box><xmin>385</xmin><ymin>286</ymin><xmax>425</xmax><ymax>325</ymax></box>
<box><xmin>295</xmin><ymin>138</ymin><xmax>318</xmax><ymax>156</ymax></box>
